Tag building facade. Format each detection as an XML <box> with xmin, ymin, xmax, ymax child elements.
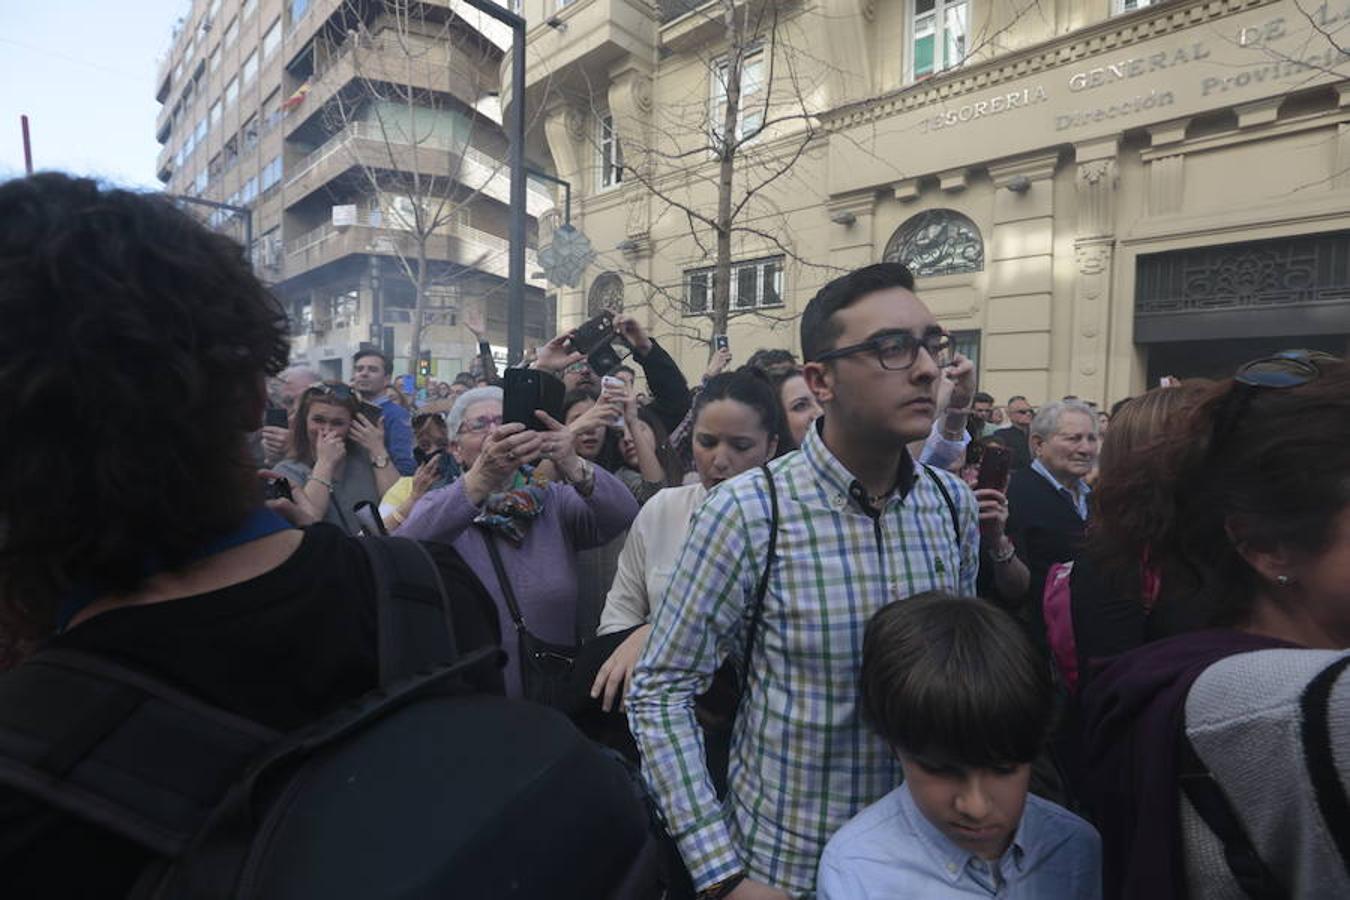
<box><xmin>516</xmin><ymin>0</ymin><xmax>1350</xmax><ymax>406</ymax></box>
<box><xmin>155</xmin><ymin>0</ymin><xmax>554</xmax><ymax>382</ymax></box>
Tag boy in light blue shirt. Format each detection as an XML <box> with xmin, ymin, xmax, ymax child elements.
<box><xmin>818</xmin><ymin>592</ymin><xmax>1101</xmax><ymax>899</ymax></box>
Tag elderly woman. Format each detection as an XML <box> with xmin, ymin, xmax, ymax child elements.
<box><xmin>395</xmin><ymin>386</ymin><xmax>638</xmax><ymax>698</ymax></box>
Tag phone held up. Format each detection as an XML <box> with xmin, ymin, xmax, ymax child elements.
<box><xmin>975</xmin><ymin>442</ymin><xmax>1012</xmax><ymax>494</ymax></box>
<box><xmin>713</xmin><ymin>334</ymin><xmax>730</xmax><ymax>353</ymax></box>
<box><xmin>567</xmin><ymin>310</ymin><xmax>616</xmax><ymax>356</ymax></box>
<box><xmin>357</xmin><ymin>401</ymin><xmax>383</xmax><ymax>426</ymax></box>
<box><xmin>264</xmin><ymin>407</ymin><xmax>289</xmax><ymax>429</ymax></box>
<box><xmin>503</xmin><ymin>367</ymin><xmax>565</xmax><ymax>431</ymax></box>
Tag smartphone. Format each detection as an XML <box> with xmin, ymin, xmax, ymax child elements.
<box><xmin>263</xmin><ymin>476</ymin><xmax>294</xmax><ymax>502</ymax></box>
<box><xmin>587</xmin><ymin>342</ymin><xmax>624</xmax><ymax>378</ymax></box>
<box><xmin>600</xmin><ymin>375</ymin><xmax>626</xmax><ymax>427</ymax></box>
<box><xmin>353</xmin><ymin>500</ymin><xmax>388</xmax><ymax>537</ymax></box>
<box><xmin>567</xmin><ymin>310</ymin><xmax>616</xmax><ymax>355</ymax></box>
<box><xmin>358</xmin><ymin>401</ymin><xmax>383</xmax><ymax>426</ymax></box>
<box><xmin>975</xmin><ymin>443</ymin><xmax>1012</xmax><ymax>493</ymax></box>
<box><xmin>264</xmin><ymin>407</ymin><xmax>289</xmax><ymax>429</ymax></box>
<box><xmin>503</xmin><ymin>367</ymin><xmax>565</xmax><ymax>431</ymax></box>
<box><xmin>713</xmin><ymin>334</ymin><xmax>730</xmax><ymax>353</ymax></box>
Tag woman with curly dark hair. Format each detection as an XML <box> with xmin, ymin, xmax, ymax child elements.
<box><xmin>0</xmin><ymin>174</ymin><xmax>502</xmax><ymax>895</ymax></box>
<box><xmin>1080</xmin><ymin>352</ymin><xmax>1350</xmax><ymax>900</ymax></box>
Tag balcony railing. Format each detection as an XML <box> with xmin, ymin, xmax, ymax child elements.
<box><xmin>285</xmin><ymin>121</ymin><xmax>554</xmax><ymax>215</ymax></box>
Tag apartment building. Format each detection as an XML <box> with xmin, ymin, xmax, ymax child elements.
<box><xmin>514</xmin><ymin>0</ymin><xmax>1350</xmax><ymax>405</ymax></box>
<box><xmin>155</xmin><ymin>0</ymin><xmax>554</xmax><ymax>381</ymax></box>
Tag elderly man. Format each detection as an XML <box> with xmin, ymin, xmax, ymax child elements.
<box><xmin>259</xmin><ymin>365</ymin><xmax>321</xmax><ymax>465</ymax></box>
<box><xmin>1004</xmin><ymin>399</ymin><xmax>1100</xmax><ymax>650</ymax></box>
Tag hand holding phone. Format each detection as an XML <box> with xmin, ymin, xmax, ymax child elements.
<box><xmin>567</xmin><ymin>310</ymin><xmax>616</xmax><ymax>355</ymax></box>
<box><xmin>975</xmin><ymin>443</ymin><xmax>1012</xmax><ymax>493</ymax></box>
<box><xmin>503</xmin><ymin>368</ymin><xmax>565</xmax><ymax>431</ymax></box>
<box><xmin>264</xmin><ymin>407</ymin><xmax>289</xmax><ymax>429</ymax></box>
<box><xmin>713</xmin><ymin>334</ymin><xmax>730</xmax><ymax>353</ymax></box>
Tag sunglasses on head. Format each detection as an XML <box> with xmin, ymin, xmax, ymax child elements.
<box><xmin>1209</xmin><ymin>349</ymin><xmax>1335</xmax><ymax>453</ymax></box>
<box><xmin>305</xmin><ymin>383</ymin><xmax>356</xmax><ymax>401</ymax></box>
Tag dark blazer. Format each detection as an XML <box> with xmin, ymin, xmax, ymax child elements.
<box><xmin>631</xmin><ymin>339</ymin><xmax>691</xmax><ymax>434</ymax></box>
<box><xmin>990</xmin><ymin>426</ymin><xmax>1033</xmax><ymax>469</ymax></box>
<box><xmin>1005</xmin><ymin>466</ymin><xmax>1087</xmax><ymax>649</ymax></box>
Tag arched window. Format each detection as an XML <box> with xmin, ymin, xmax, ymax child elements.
<box><xmin>883</xmin><ymin>209</ymin><xmax>983</xmax><ymax>278</ymax></box>
<box><xmin>587</xmin><ymin>271</ymin><xmax>625</xmax><ymax>316</ymax></box>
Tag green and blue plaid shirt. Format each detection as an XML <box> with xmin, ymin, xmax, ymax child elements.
<box><xmin>628</xmin><ymin>424</ymin><xmax>980</xmax><ymax>897</ymax></box>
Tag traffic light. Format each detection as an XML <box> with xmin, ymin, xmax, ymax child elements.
<box><xmin>417</xmin><ymin>350</ymin><xmax>432</xmax><ymax>383</ymax></box>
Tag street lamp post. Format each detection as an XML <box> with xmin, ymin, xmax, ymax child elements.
<box><xmin>461</xmin><ymin>0</ymin><xmax>528</xmax><ymax>364</ymax></box>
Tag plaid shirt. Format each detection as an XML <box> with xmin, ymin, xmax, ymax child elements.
<box><xmin>627</xmin><ymin>424</ymin><xmax>979</xmax><ymax>897</ymax></box>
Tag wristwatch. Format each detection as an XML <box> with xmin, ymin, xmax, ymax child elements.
<box><xmin>372</xmin><ymin>454</ymin><xmax>390</xmax><ymax>469</ymax></box>
<box><xmin>696</xmin><ymin>872</ymin><xmax>747</xmax><ymax>899</ymax></box>
<box><xmin>563</xmin><ymin>457</ymin><xmax>594</xmax><ymax>489</ymax></box>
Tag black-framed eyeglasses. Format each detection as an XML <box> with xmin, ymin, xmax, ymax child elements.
<box><xmin>1209</xmin><ymin>349</ymin><xmax>1334</xmax><ymax>452</ymax></box>
<box><xmin>305</xmin><ymin>382</ymin><xmax>355</xmax><ymax>401</ymax></box>
<box><xmin>815</xmin><ymin>329</ymin><xmax>953</xmax><ymax>371</ymax></box>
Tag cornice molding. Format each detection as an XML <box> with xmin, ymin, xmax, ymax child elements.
<box><xmin>822</xmin><ymin>0</ymin><xmax>1279</xmax><ymax>132</ymax></box>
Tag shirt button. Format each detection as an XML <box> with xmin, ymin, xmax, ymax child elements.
<box><xmin>947</xmin><ymin>862</ymin><xmax>958</xmax><ymax>874</ymax></box>
<box><xmin>833</xmin><ymin>495</ymin><xmax>846</xmax><ymax>509</ymax></box>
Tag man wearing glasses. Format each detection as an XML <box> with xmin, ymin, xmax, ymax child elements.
<box><xmin>992</xmin><ymin>395</ymin><xmax>1036</xmax><ymax>470</ymax></box>
<box><xmin>629</xmin><ymin>263</ymin><xmax>980</xmax><ymax>899</ymax></box>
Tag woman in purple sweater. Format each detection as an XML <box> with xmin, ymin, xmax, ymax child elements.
<box><xmin>396</xmin><ymin>386</ymin><xmax>638</xmax><ymax>697</ymax></box>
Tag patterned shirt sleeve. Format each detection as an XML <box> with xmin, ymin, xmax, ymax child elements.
<box><xmin>626</xmin><ymin>482</ymin><xmax>758</xmax><ymax>889</ymax></box>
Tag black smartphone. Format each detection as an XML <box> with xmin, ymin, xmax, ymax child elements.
<box><xmin>264</xmin><ymin>407</ymin><xmax>289</xmax><ymax>429</ymax></box>
<box><xmin>587</xmin><ymin>343</ymin><xmax>624</xmax><ymax>378</ymax></box>
<box><xmin>264</xmin><ymin>476</ymin><xmax>294</xmax><ymax>502</ymax></box>
<box><xmin>976</xmin><ymin>443</ymin><xmax>1012</xmax><ymax>493</ymax></box>
<box><xmin>503</xmin><ymin>367</ymin><xmax>565</xmax><ymax>431</ymax></box>
<box><xmin>353</xmin><ymin>500</ymin><xmax>388</xmax><ymax>536</ymax></box>
<box><xmin>567</xmin><ymin>310</ymin><xmax>616</xmax><ymax>355</ymax></box>
<box><xmin>713</xmin><ymin>334</ymin><xmax>730</xmax><ymax>353</ymax></box>
<box><xmin>358</xmin><ymin>401</ymin><xmax>383</xmax><ymax>426</ymax></box>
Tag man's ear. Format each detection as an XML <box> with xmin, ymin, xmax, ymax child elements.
<box><xmin>802</xmin><ymin>361</ymin><xmax>835</xmax><ymax>406</ymax></box>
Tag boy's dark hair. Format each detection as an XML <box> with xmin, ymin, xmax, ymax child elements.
<box><xmin>861</xmin><ymin>591</ymin><xmax>1052</xmax><ymax>767</ymax></box>
<box><xmin>0</xmin><ymin>174</ymin><xmax>289</xmax><ymax>640</ymax></box>
<box><xmin>745</xmin><ymin>348</ymin><xmax>798</xmax><ymax>375</ymax></box>
<box><xmin>800</xmin><ymin>263</ymin><xmax>915</xmax><ymax>363</ymax></box>
<box><xmin>614</xmin><ymin>364</ymin><xmax>637</xmax><ymax>379</ymax></box>
<box><xmin>973</xmin><ymin>391</ymin><xmax>995</xmax><ymax>405</ymax></box>
<box><xmin>353</xmin><ymin>348</ymin><xmax>392</xmax><ymax>375</ymax></box>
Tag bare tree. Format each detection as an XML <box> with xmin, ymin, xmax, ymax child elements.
<box><xmin>318</xmin><ymin>0</ymin><xmax>520</xmax><ymax>368</ymax></box>
<box><xmin>559</xmin><ymin>0</ymin><xmax>1045</xmax><ymax>350</ymax></box>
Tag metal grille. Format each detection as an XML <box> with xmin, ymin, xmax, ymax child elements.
<box><xmin>883</xmin><ymin>209</ymin><xmax>984</xmax><ymax>278</ymax></box>
<box><xmin>1136</xmin><ymin>232</ymin><xmax>1350</xmax><ymax>316</ymax></box>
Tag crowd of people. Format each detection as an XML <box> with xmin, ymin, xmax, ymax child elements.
<box><xmin>1</xmin><ymin>173</ymin><xmax>1347</xmax><ymax>900</ymax></box>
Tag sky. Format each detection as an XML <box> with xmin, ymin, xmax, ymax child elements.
<box><xmin>0</xmin><ymin>0</ymin><xmax>190</xmax><ymax>189</ymax></box>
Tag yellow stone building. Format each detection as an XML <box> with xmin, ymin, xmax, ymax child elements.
<box><xmin>514</xmin><ymin>0</ymin><xmax>1350</xmax><ymax>406</ymax></box>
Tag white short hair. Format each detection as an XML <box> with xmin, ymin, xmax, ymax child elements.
<box><xmin>447</xmin><ymin>386</ymin><xmax>503</xmax><ymax>437</ymax></box>
<box><xmin>1031</xmin><ymin>400</ymin><xmax>1099</xmax><ymax>442</ymax></box>
<box><xmin>280</xmin><ymin>365</ymin><xmax>321</xmax><ymax>387</ymax></box>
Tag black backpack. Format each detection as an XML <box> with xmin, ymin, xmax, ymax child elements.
<box><xmin>0</xmin><ymin>537</ymin><xmax>659</xmax><ymax>899</ymax></box>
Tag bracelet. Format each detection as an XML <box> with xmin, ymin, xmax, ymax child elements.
<box><xmin>697</xmin><ymin>872</ymin><xmax>747</xmax><ymax>900</ymax></box>
<box><xmin>989</xmin><ymin>539</ymin><xmax>1017</xmax><ymax>564</ymax></box>
<box><xmin>310</xmin><ymin>475</ymin><xmax>335</xmax><ymax>492</ymax></box>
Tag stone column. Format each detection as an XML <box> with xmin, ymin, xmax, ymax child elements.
<box><xmin>983</xmin><ymin>152</ymin><xmax>1060</xmax><ymax>404</ymax></box>
<box><xmin>1070</xmin><ymin>138</ymin><xmax>1119</xmax><ymax>405</ymax></box>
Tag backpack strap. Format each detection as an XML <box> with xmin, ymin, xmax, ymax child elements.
<box><xmin>361</xmin><ymin>536</ymin><xmax>459</xmax><ymax>685</ymax></box>
<box><xmin>1177</xmin><ymin>728</ymin><xmax>1287</xmax><ymax>899</ymax></box>
<box><xmin>0</xmin><ymin>649</ymin><xmax>279</xmax><ymax>857</ymax></box>
<box><xmin>1299</xmin><ymin>654</ymin><xmax>1350</xmax><ymax>876</ymax></box>
<box><xmin>922</xmin><ymin>465</ymin><xmax>962</xmax><ymax>547</ymax></box>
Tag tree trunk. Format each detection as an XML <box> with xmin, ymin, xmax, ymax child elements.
<box><xmin>409</xmin><ymin>237</ymin><xmax>429</xmax><ymax>380</ymax></box>
<box><xmin>711</xmin><ymin>1</ymin><xmax>742</xmax><ymax>339</ymax></box>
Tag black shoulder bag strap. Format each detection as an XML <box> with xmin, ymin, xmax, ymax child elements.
<box><xmin>737</xmin><ymin>464</ymin><xmax>779</xmax><ymax>697</ymax></box>
<box><xmin>922</xmin><ymin>465</ymin><xmax>962</xmax><ymax>548</ymax></box>
<box><xmin>1177</xmin><ymin>728</ymin><xmax>1287</xmax><ymax>899</ymax></box>
<box><xmin>359</xmin><ymin>536</ymin><xmax>459</xmax><ymax>686</ymax></box>
<box><xmin>480</xmin><ymin>531</ymin><xmax>528</xmax><ymax>635</ymax></box>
